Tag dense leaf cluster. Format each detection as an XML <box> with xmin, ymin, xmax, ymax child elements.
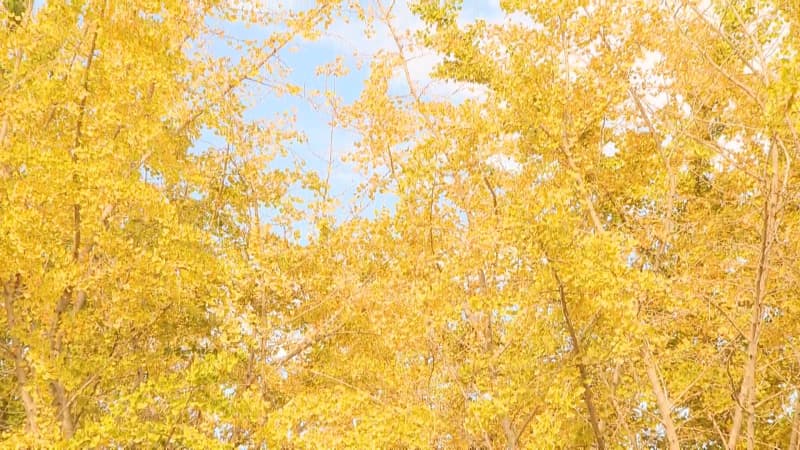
<box><xmin>1</xmin><ymin>0</ymin><xmax>799</xmax><ymax>448</ymax></box>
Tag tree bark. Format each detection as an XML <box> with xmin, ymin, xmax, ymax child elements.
<box><xmin>790</xmin><ymin>400</ymin><xmax>800</xmax><ymax>450</ymax></box>
<box><xmin>501</xmin><ymin>416</ymin><xmax>517</xmax><ymax>450</ymax></box>
<box><xmin>3</xmin><ymin>274</ymin><xmax>39</xmax><ymax>436</ymax></box>
<box><xmin>550</xmin><ymin>266</ymin><xmax>605</xmax><ymax>450</ymax></box>
<box><xmin>642</xmin><ymin>342</ymin><xmax>680</xmax><ymax>450</ymax></box>
<box><xmin>50</xmin><ymin>381</ymin><xmax>75</xmax><ymax>439</ymax></box>
<box><xmin>727</xmin><ymin>143</ymin><xmax>780</xmax><ymax>450</ymax></box>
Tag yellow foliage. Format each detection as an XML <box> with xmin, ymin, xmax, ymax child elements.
<box><xmin>1</xmin><ymin>0</ymin><xmax>799</xmax><ymax>448</ymax></box>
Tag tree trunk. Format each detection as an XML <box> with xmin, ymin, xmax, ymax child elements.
<box><xmin>50</xmin><ymin>381</ymin><xmax>75</xmax><ymax>439</ymax></box>
<box><xmin>790</xmin><ymin>403</ymin><xmax>800</xmax><ymax>450</ymax></box>
<box><xmin>642</xmin><ymin>342</ymin><xmax>680</xmax><ymax>450</ymax></box>
<box><xmin>727</xmin><ymin>143</ymin><xmax>780</xmax><ymax>450</ymax></box>
<box><xmin>3</xmin><ymin>274</ymin><xmax>39</xmax><ymax>436</ymax></box>
<box><xmin>551</xmin><ymin>266</ymin><xmax>605</xmax><ymax>450</ymax></box>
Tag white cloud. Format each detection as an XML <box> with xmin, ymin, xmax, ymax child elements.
<box><xmin>486</xmin><ymin>154</ymin><xmax>522</xmax><ymax>175</ymax></box>
<box><xmin>504</xmin><ymin>11</ymin><xmax>542</xmax><ymax>30</ymax></box>
<box><xmin>458</xmin><ymin>1</ymin><xmax>504</xmax><ymax>26</ymax></box>
<box><xmin>602</xmin><ymin>141</ymin><xmax>619</xmax><ymax>157</ymax></box>
<box><xmin>675</xmin><ymin>94</ymin><xmax>692</xmax><ymax>118</ymax></box>
<box><xmin>710</xmin><ymin>154</ymin><xmax>724</xmax><ymax>172</ymax></box>
<box><xmin>643</xmin><ymin>91</ymin><xmax>669</xmax><ymax>110</ymax></box>
<box><xmin>754</xmin><ymin>133</ymin><xmax>772</xmax><ymax>154</ymax></box>
<box><xmin>633</xmin><ymin>49</ymin><xmax>665</xmax><ymax>73</ymax></box>
<box><xmin>319</xmin><ymin>1</ymin><xmax>490</xmax><ymax>102</ymax></box>
<box><xmin>717</xmin><ymin>134</ymin><xmax>745</xmax><ymax>154</ymax></box>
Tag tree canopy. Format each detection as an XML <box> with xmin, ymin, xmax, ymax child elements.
<box><xmin>1</xmin><ymin>0</ymin><xmax>799</xmax><ymax>448</ymax></box>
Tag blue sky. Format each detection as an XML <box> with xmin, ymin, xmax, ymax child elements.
<box><xmin>198</xmin><ymin>1</ymin><xmax>507</xmax><ymax>236</ymax></box>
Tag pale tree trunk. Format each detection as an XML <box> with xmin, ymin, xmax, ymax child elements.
<box><xmin>3</xmin><ymin>274</ymin><xmax>39</xmax><ymax>436</ymax></box>
<box><xmin>642</xmin><ymin>342</ymin><xmax>680</xmax><ymax>450</ymax></box>
<box><xmin>48</xmin><ymin>290</ymin><xmax>76</xmax><ymax>439</ymax></box>
<box><xmin>50</xmin><ymin>381</ymin><xmax>75</xmax><ymax>439</ymax></box>
<box><xmin>727</xmin><ymin>143</ymin><xmax>781</xmax><ymax>450</ymax></box>
<box><xmin>791</xmin><ymin>347</ymin><xmax>800</xmax><ymax>450</ymax></box>
<box><xmin>501</xmin><ymin>414</ymin><xmax>517</xmax><ymax>450</ymax></box>
<box><xmin>790</xmin><ymin>396</ymin><xmax>800</xmax><ymax>450</ymax></box>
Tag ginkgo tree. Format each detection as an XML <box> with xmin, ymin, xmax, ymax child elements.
<box><xmin>300</xmin><ymin>0</ymin><xmax>799</xmax><ymax>448</ymax></box>
<box><xmin>0</xmin><ymin>0</ymin><xmax>344</xmax><ymax>446</ymax></box>
<box><xmin>2</xmin><ymin>0</ymin><xmax>799</xmax><ymax>448</ymax></box>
